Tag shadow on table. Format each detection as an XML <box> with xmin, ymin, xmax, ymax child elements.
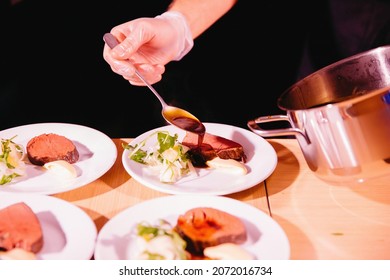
<box><xmin>265</xmin><ymin>141</ymin><xmax>300</xmax><ymax>196</ymax></box>
<box><xmin>271</xmin><ymin>214</ymin><xmax>317</xmax><ymax>260</ymax></box>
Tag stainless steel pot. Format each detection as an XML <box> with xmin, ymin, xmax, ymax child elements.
<box><xmin>248</xmin><ymin>45</ymin><xmax>390</xmax><ymax>184</ymax></box>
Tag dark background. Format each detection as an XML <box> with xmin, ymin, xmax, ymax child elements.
<box><xmin>1</xmin><ymin>0</ymin><xmax>389</xmax><ymax>137</ymax></box>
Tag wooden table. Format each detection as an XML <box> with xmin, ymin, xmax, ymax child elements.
<box><xmin>53</xmin><ymin>138</ymin><xmax>390</xmax><ymax>260</ymax></box>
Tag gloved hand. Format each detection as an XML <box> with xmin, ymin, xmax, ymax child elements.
<box><xmin>103</xmin><ymin>11</ymin><xmax>194</xmax><ymax>86</ymax></box>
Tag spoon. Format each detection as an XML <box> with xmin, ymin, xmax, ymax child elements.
<box><xmin>103</xmin><ymin>33</ymin><xmax>205</xmax><ymax>138</ymax></box>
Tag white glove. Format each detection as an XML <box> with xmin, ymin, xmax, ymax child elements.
<box><xmin>156</xmin><ymin>11</ymin><xmax>194</xmax><ymax>61</ymax></box>
<box><xmin>103</xmin><ymin>11</ymin><xmax>194</xmax><ymax>85</ymax></box>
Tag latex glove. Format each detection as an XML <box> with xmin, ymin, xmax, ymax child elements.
<box><xmin>103</xmin><ymin>11</ymin><xmax>193</xmax><ymax>86</ymax></box>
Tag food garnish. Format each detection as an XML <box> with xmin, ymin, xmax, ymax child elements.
<box><xmin>123</xmin><ymin>131</ymin><xmax>196</xmax><ymax>183</ymax></box>
<box><xmin>0</xmin><ymin>136</ymin><xmax>26</xmax><ymax>185</ymax></box>
<box><xmin>132</xmin><ymin>219</ymin><xmax>188</xmax><ymax>260</ymax></box>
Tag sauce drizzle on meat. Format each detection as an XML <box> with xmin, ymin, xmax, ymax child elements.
<box><xmin>171</xmin><ymin>116</ymin><xmax>205</xmax><ymax>147</ymax></box>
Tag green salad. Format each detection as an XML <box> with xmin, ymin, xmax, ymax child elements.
<box><xmin>0</xmin><ymin>136</ymin><xmax>26</xmax><ymax>185</ymax></box>
<box><xmin>123</xmin><ymin>131</ymin><xmax>196</xmax><ymax>183</ymax></box>
<box><xmin>132</xmin><ymin>219</ymin><xmax>188</xmax><ymax>260</ymax></box>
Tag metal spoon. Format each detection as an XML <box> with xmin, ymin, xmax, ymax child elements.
<box><xmin>103</xmin><ymin>33</ymin><xmax>205</xmax><ymax>137</ymax></box>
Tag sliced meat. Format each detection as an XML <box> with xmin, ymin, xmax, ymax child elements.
<box><xmin>26</xmin><ymin>133</ymin><xmax>79</xmax><ymax>166</ymax></box>
<box><xmin>0</xmin><ymin>202</ymin><xmax>44</xmax><ymax>253</ymax></box>
<box><xmin>175</xmin><ymin>207</ymin><xmax>247</xmax><ymax>256</ymax></box>
<box><xmin>182</xmin><ymin>132</ymin><xmax>247</xmax><ymax>167</ymax></box>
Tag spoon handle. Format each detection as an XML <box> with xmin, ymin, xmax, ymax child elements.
<box><xmin>103</xmin><ymin>33</ymin><xmax>168</xmax><ymax>107</ymax></box>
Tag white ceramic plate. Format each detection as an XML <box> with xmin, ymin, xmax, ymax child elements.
<box><xmin>0</xmin><ymin>193</ymin><xmax>97</xmax><ymax>260</ymax></box>
<box><xmin>122</xmin><ymin>122</ymin><xmax>277</xmax><ymax>195</ymax></box>
<box><xmin>0</xmin><ymin>122</ymin><xmax>117</xmax><ymax>195</ymax></box>
<box><xmin>94</xmin><ymin>195</ymin><xmax>290</xmax><ymax>260</ymax></box>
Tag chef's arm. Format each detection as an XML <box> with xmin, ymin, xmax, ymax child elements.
<box><xmin>168</xmin><ymin>0</ymin><xmax>237</xmax><ymax>39</ymax></box>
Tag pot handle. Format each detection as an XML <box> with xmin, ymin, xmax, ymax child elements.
<box><xmin>247</xmin><ymin>115</ymin><xmax>310</xmax><ymax>143</ymax></box>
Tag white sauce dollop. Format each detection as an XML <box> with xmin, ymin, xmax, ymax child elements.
<box><xmin>206</xmin><ymin>157</ymin><xmax>247</xmax><ymax>175</ymax></box>
<box><xmin>43</xmin><ymin>160</ymin><xmax>77</xmax><ymax>179</ymax></box>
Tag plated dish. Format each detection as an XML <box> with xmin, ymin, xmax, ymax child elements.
<box><xmin>94</xmin><ymin>195</ymin><xmax>290</xmax><ymax>260</ymax></box>
<box><xmin>122</xmin><ymin>122</ymin><xmax>277</xmax><ymax>195</ymax></box>
<box><xmin>0</xmin><ymin>193</ymin><xmax>97</xmax><ymax>260</ymax></box>
<box><xmin>0</xmin><ymin>123</ymin><xmax>117</xmax><ymax>195</ymax></box>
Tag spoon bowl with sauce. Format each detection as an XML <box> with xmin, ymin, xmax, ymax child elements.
<box><xmin>103</xmin><ymin>33</ymin><xmax>205</xmax><ymax>142</ymax></box>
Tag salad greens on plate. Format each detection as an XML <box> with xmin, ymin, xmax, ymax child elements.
<box><xmin>0</xmin><ymin>136</ymin><xmax>26</xmax><ymax>185</ymax></box>
<box><xmin>123</xmin><ymin>131</ymin><xmax>196</xmax><ymax>183</ymax></box>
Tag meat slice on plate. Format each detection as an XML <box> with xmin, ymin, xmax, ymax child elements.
<box><xmin>0</xmin><ymin>202</ymin><xmax>44</xmax><ymax>253</ymax></box>
<box><xmin>175</xmin><ymin>207</ymin><xmax>247</xmax><ymax>256</ymax></box>
<box><xmin>26</xmin><ymin>133</ymin><xmax>79</xmax><ymax>166</ymax></box>
<box><xmin>182</xmin><ymin>132</ymin><xmax>247</xmax><ymax>165</ymax></box>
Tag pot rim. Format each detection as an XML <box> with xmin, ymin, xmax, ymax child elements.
<box><xmin>277</xmin><ymin>45</ymin><xmax>390</xmax><ymax>111</ymax></box>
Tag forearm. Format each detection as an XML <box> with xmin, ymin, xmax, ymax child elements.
<box><xmin>167</xmin><ymin>0</ymin><xmax>237</xmax><ymax>39</ymax></box>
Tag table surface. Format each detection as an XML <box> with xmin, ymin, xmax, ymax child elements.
<box><xmin>53</xmin><ymin>138</ymin><xmax>390</xmax><ymax>260</ymax></box>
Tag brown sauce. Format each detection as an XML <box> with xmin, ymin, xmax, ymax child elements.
<box><xmin>171</xmin><ymin>116</ymin><xmax>205</xmax><ymax>146</ymax></box>
<box><xmin>186</xmin><ymin>144</ymin><xmax>215</xmax><ymax>168</ymax></box>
